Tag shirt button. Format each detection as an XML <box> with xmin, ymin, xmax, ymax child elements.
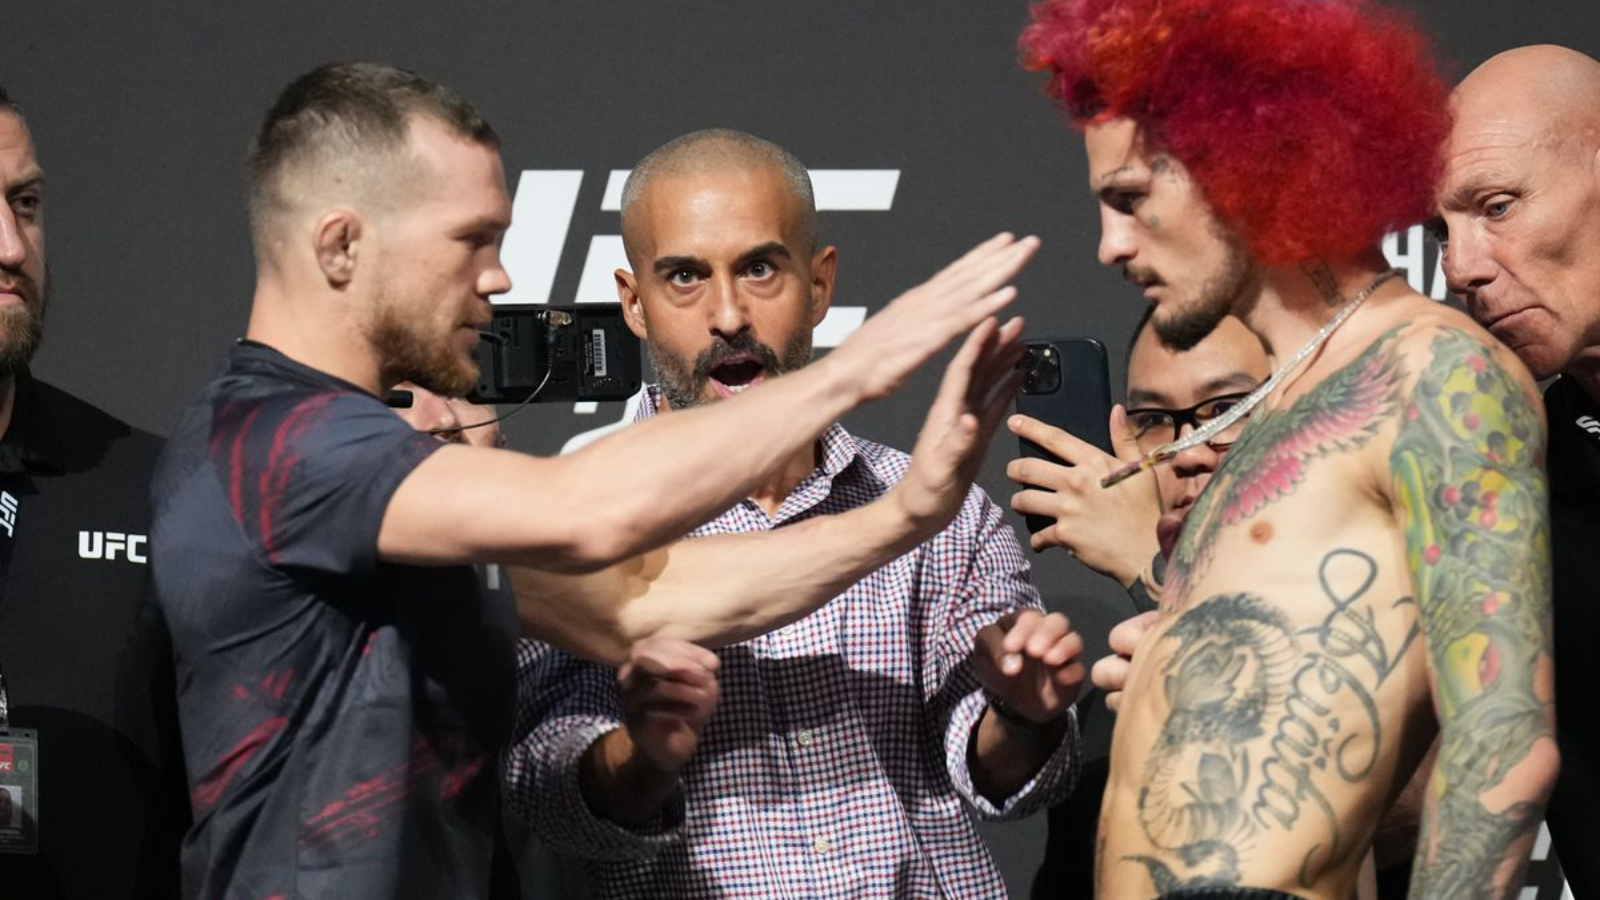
<box><xmin>797</xmin><ymin>730</ymin><xmax>815</xmax><ymax>747</ymax></box>
<box><xmin>812</xmin><ymin>836</ymin><xmax>831</xmax><ymax>855</ymax></box>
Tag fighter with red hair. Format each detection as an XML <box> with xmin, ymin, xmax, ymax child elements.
<box><xmin>1015</xmin><ymin>1</ymin><xmax>1558</xmax><ymax>899</ymax></box>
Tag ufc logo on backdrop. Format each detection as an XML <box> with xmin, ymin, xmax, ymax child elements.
<box><xmin>497</xmin><ymin>169</ymin><xmax>898</xmax><ymax>346</ymax></box>
<box><xmin>78</xmin><ymin>531</ymin><xmax>149</xmax><ymax>564</ymax></box>
<box><xmin>1383</xmin><ymin>225</ymin><xmax>1450</xmax><ymax>301</ymax></box>
<box><xmin>497</xmin><ymin>168</ymin><xmax>900</xmax><ymax>452</ymax></box>
<box><xmin>0</xmin><ymin>491</ymin><xmax>15</xmax><ymax>538</ymax></box>
<box><xmin>1519</xmin><ymin>822</ymin><xmax>1573</xmax><ymax>900</ymax></box>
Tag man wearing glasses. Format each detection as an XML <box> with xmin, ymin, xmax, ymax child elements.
<box><xmin>1007</xmin><ymin>307</ymin><xmax>1270</xmax><ymax>614</ymax></box>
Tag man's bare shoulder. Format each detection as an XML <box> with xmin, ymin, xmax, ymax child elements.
<box><xmin>1366</xmin><ymin>295</ymin><xmax>1543</xmax><ymax>421</ymax></box>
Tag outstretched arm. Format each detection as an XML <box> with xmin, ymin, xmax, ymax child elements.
<box><xmin>1390</xmin><ymin>328</ymin><xmax>1557</xmax><ymax>900</ymax></box>
<box><xmin>380</xmin><ymin>233</ymin><xmax>1037</xmax><ymax>572</ymax></box>
<box><xmin>513</xmin><ymin>316</ymin><xmax>1027</xmax><ymax>665</ymax></box>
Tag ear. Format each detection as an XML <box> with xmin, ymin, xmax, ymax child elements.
<box><xmin>808</xmin><ymin>245</ymin><xmax>839</xmax><ymax>328</ymax></box>
<box><xmin>615</xmin><ymin>268</ymin><xmax>648</xmax><ymax>339</ymax></box>
<box><xmin>312</xmin><ymin>209</ymin><xmax>362</xmax><ymax>288</ymax></box>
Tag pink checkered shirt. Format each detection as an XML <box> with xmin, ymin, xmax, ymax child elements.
<box><xmin>504</xmin><ymin>388</ymin><xmax>1079</xmax><ymax>899</ymax></box>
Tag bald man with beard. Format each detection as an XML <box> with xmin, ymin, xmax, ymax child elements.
<box><xmin>1437</xmin><ymin>43</ymin><xmax>1600</xmax><ymax>898</ymax></box>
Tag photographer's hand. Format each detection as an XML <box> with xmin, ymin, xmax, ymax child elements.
<box><xmin>1005</xmin><ymin>406</ymin><xmax>1157</xmax><ymax>587</ymax></box>
<box><xmin>1090</xmin><ymin>610</ymin><xmax>1159</xmax><ymax>714</ymax></box>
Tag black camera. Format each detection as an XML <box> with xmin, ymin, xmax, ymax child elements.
<box><xmin>385</xmin><ymin>304</ymin><xmax>642</xmax><ymax>410</ymax></box>
<box><xmin>1017</xmin><ymin>343</ymin><xmax>1064</xmax><ymax>395</ymax></box>
<box><xmin>469</xmin><ymin>304</ymin><xmax>642</xmax><ymax>404</ymax></box>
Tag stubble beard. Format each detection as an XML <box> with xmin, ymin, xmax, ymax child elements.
<box><xmin>1152</xmin><ymin>245</ymin><xmax>1254</xmax><ymax>352</ymax></box>
<box><xmin>651</xmin><ymin>329</ymin><xmax>814</xmax><ymax>411</ymax></box>
<box><xmin>367</xmin><ymin>286</ymin><xmax>478</xmax><ymax>398</ymax></box>
<box><xmin>0</xmin><ymin>265</ymin><xmax>48</xmax><ymax>376</ymax></box>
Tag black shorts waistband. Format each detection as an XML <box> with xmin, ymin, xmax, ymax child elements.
<box><xmin>1155</xmin><ymin>888</ymin><xmax>1308</xmax><ymax>900</ymax></box>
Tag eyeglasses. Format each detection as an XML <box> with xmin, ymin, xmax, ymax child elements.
<box><xmin>1126</xmin><ymin>391</ymin><xmax>1255</xmax><ymax>452</ymax></box>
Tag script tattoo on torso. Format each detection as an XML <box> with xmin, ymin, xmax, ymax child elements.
<box><xmin>1127</xmin><ymin>323</ymin><xmax>1553</xmax><ymax>900</ymax></box>
<box><xmin>1130</xmin><ymin>549</ymin><xmax>1418</xmax><ymax>892</ymax></box>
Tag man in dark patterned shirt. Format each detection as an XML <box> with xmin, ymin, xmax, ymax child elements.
<box><xmin>152</xmin><ymin>68</ymin><xmax>1039</xmax><ymax>900</ymax></box>
<box><xmin>507</xmin><ymin>130</ymin><xmax>1085</xmax><ymax>899</ymax></box>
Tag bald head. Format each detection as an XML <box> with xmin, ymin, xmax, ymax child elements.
<box><xmin>1439</xmin><ymin>45</ymin><xmax>1600</xmax><ymax>380</ymax></box>
<box><xmin>1455</xmin><ymin>45</ymin><xmax>1600</xmax><ymax>155</ymax></box>
<box><xmin>620</xmin><ymin>129</ymin><xmax>815</xmax><ymax>262</ymax></box>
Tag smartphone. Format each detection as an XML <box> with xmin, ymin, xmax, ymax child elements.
<box><xmin>1015</xmin><ymin>337</ymin><xmax>1115</xmax><ymax>534</ymax></box>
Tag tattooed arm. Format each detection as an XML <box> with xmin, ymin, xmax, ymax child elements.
<box><xmin>1389</xmin><ymin>327</ymin><xmax>1558</xmax><ymax>900</ymax></box>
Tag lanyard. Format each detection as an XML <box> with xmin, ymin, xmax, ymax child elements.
<box><xmin>0</xmin><ymin>480</ymin><xmax>21</xmax><ymax>724</ymax></box>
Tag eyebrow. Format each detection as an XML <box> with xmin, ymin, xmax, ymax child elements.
<box><xmin>6</xmin><ymin>170</ymin><xmax>45</xmax><ymax>195</ymax></box>
<box><xmin>452</xmin><ymin>213</ymin><xmax>510</xmax><ymax>236</ymax></box>
<box><xmin>1096</xmin><ymin>166</ymin><xmax>1134</xmax><ymax>186</ymax></box>
<box><xmin>1439</xmin><ymin>170</ymin><xmax>1515</xmax><ymax>212</ymax></box>
<box><xmin>1095</xmin><ymin>167</ymin><xmax>1144</xmax><ymax>204</ymax></box>
<box><xmin>652</xmin><ymin>254</ymin><xmax>707</xmax><ymax>276</ymax></box>
<box><xmin>734</xmin><ymin>241</ymin><xmax>790</xmax><ymax>269</ymax></box>
<box><xmin>652</xmin><ymin>241</ymin><xmax>791</xmax><ymax>277</ymax></box>
<box><xmin>1126</xmin><ymin>388</ymin><xmax>1170</xmax><ymax>407</ymax></box>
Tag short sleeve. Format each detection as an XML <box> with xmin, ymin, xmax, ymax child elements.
<box><xmin>209</xmin><ymin>389</ymin><xmax>442</xmax><ymax>576</ymax></box>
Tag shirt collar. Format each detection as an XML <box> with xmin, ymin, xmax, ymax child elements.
<box><xmin>634</xmin><ymin>384</ymin><xmax>861</xmax><ymax>481</ymax></box>
<box><xmin>1546</xmin><ymin>375</ymin><xmax>1600</xmax><ymax>491</ymax></box>
<box><xmin>0</xmin><ymin>369</ymin><xmax>66</xmax><ymax>475</ymax></box>
<box><xmin>232</xmin><ymin>338</ymin><xmax>381</xmax><ymax>399</ymax></box>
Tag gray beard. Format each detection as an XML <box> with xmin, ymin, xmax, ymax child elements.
<box><xmin>650</xmin><ymin>330</ymin><xmax>813</xmax><ymax>411</ymax></box>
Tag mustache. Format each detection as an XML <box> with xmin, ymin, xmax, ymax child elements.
<box><xmin>1122</xmin><ymin>265</ymin><xmax>1161</xmax><ymax>287</ymax></box>
<box><xmin>692</xmin><ymin>333</ymin><xmax>783</xmax><ymax>381</ymax></box>
<box><xmin>0</xmin><ymin>272</ymin><xmax>39</xmax><ymax>304</ymax></box>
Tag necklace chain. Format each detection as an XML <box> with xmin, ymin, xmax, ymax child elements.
<box><xmin>1101</xmin><ymin>267</ymin><xmax>1403</xmax><ymax>488</ymax></box>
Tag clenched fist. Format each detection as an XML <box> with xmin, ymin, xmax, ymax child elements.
<box><xmin>618</xmin><ymin>637</ymin><xmax>722</xmax><ymax>774</ymax></box>
<box><xmin>970</xmin><ymin>609</ymin><xmax>1086</xmax><ymax>724</ymax></box>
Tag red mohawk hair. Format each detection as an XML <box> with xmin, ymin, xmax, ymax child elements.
<box><xmin>1020</xmin><ymin>0</ymin><xmax>1452</xmax><ymax>266</ymax></box>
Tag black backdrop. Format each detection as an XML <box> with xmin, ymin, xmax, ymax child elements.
<box><xmin>7</xmin><ymin>0</ymin><xmax>1598</xmax><ymax>895</ymax></box>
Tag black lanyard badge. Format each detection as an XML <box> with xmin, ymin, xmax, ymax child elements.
<box><xmin>0</xmin><ymin>480</ymin><xmax>34</xmax><ymax>856</ymax></box>
<box><xmin>0</xmin><ymin>664</ymin><xmax>39</xmax><ymax>855</ymax></box>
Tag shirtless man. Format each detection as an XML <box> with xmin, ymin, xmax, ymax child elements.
<box><xmin>1019</xmin><ymin>1</ymin><xmax>1557</xmax><ymax>899</ymax></box>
